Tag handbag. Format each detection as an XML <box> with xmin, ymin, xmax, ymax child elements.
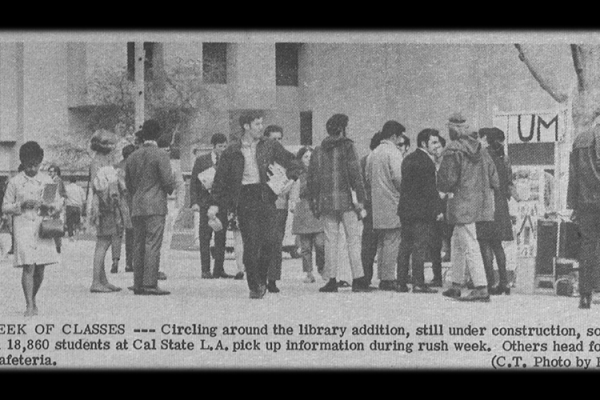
<box><xmin>39</xmin><ymin>218</ymin><xmax>65</xmax><ymax>239</ymax></box>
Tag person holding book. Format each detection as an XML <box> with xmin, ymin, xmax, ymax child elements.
<box><xmin>2</xmin><ymin>141</ymin><xmax>61</xmax><ymax>316</ymax></box>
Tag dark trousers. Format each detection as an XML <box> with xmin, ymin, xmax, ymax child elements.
<box><xmin>132</xmin><ymin>215</ymin><xmax>166</xmax><ymax>289</ymax></box>
<box><xmin>577</xmin><ymin>209</ymin><xmax>600</xmax><ymax>295</ymax></box>
<box><xmin>397</xmin><ymin>220</ymin><xmax>433</xmax><ymax>286</ymax></box>
<box><xmin>125</xmin><ymin>228</ymin><xmax>133</xmax><ymax>268</ymax></box>
<box><xmin>237</xmin><ymin>184</ymin><xmax>278</xmax><ymax>292</ymax></box>
<box><xmin>268</xmin><ymin>209</ymin><xmax>288</xmax><ymax>281</ymax></box>
<box><xmin>361</xmin><ymin>211</ymin><xmax>379</xmax><ymax>285</ymax></box>
<box><xmin>65</xmin><ymin>205</ymin><xmax>81</xmax><ymax>237</ymax></box>
<box><xmin>199</xmin><ymin>205</ymin><xmax>227</xmax><ymax>275</ymax></box>
<box><xmin>478</xmin><ymin>239</ymin><xmax>508</xmax><ymax>289</ymax></box>
<box><xmin>430</xmin><ymin>221</ymin><xmax>453</xmax><ymax>281</ymax></box>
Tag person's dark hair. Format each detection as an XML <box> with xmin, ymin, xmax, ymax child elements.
<box><xmin>482</xmin><ymin>127</ymin><xmax>505</xmax><ymax>144</ymax></box>
<box><xmin>210</xmin><ymin>133</ymin><xmax>228</xmax><ymax>146</ymax></box>
<box><xmin>141</xmin><ymin>119</ymin><xmax>161</xmax><ymax>141</ymax></box>
<box><xmin>264</xmin><ymin>125</ymin><xmax>283</xmax><ymax>138</ymax></box>
<box><xmin>157</xmin><ymin>133</ymin><xmax>172</xmax><ymax>149</ymax></box>
<box><xmin>19</xmin><ymin>141</ymin><xmax>44</xmax><ymax>166</ymax></box>
<box><xmin>483</xmin><ymin>127</ymin><xmax>506</xmax><ymax>158</ymax></box>
<box><xmin>417</xmin><ymin>129</ymin><xmax>440</xmax><ymax>148</ymax></box>
<box><xmin>296</xmin><ymin>145</ymin><xmax>313</xmax><ymax>161</ymax></box>
<box><xmin>239</xmin><ymin>111</ymin><xmax>264</xmax><ymax>130</ymax></box>
<box><xmin>122</xmin><ymin>144</ymin><xmax>136</xmax><ymax>160</ymax></box>
<box><xmin>439</xmin><ymin>135</ymin><xmax>447</xmax><ymax>148</ymax></box>
<box><xmin>17</xmin><ymin>164</ymin><xmax>24</xmax><ymax>172</ymax></box>
<box><xmin>326</xmin><ymin>114</ymin><xmax>349</xmax><ymax>137</ymax></box>
<box><xmin>370</xmin><ymin>131</ymin><xmax>383</xmax><ymax>151</ymax></box>
<box><xmin>380</xmin><ymin>120</ymin><xmax>406</xmax><ymax>140</ymax></box>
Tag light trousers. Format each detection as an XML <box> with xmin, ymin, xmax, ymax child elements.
<box><xmin>376</xmin><ymin>228</ymin><xmax>401</xmax><ymax>281</ymax></box>
<box><xmin>450</xmin><ymin>223</ymin><xmax>487</xmax><ymax>287</ymax></box>
<box><xmin>160</xmin><ymin>200</ymin><xmax>179</xmax><ymax>272</ymax></box>
<box><xmin>322</xmin><ymin>211</ymin><xmax>364</xmax><ymax>281</ymax></box>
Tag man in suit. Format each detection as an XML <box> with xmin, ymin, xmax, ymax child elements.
<box><xmin>397</xmin><ymin>128</ymin><xmax>443</xmax><ymax>293</ymax></box>
<box><xmin>125</xmin><ymin>119</ymin><xmax>176</xmax><ymax>295</ymax></box>
<box><xmin>209</xmin><ymin>111</ymin><xmax>302</xmax><ymax>299</ymax></box>
<box><xmin>190</xmin><ymin>133</ymin><xmax>231</xmax><ymax>279</ymax></box>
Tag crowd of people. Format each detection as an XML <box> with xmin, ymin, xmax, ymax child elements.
<box><xmin>3</xmin><ymin>107</ymin><xmax>600</xmax><ymax>316</ymax></box>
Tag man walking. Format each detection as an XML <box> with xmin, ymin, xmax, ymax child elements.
<box><xmin>64</xmin><ymin>177</ymin><xmax>86</xmax><ymax>240</ymax></box>
<box><xmin>567</xmin><ymin>125</ymin><xmax>600</xmax><ymax>309</ymax></box>
<box><xmin>125</xmin><ymin>120</ymin><xmax>176</xmax><ymax>295</ymax></box>
<box><xmin>190</xmin><ymin>133</ymin><xmax>231</xmax><ymax>279</ymax></box>
<box><xmin>308</xmin><ymin>113</ymin><xmax>371</xmax><ymax>293</ymax></box>
<box><xmin>397</xmin><ymin>128</ymin><xmax>443</xmax><ymax>293</ymax></box>
<box><xmin>437</xmin><ymin>113</ymin><xmax>499</xmax><ymax>302</ymax></box>
<box><xmin>209</xmin><ymin>111</ymin><xmax>302</xmax><ymax>299</ymax></box>
<box><xmin>365</xmin><ymin>121</ymin><xmax>405</xmax><ymax>291</ymax></box>
<box><xmin>263</xmin><ymin>125</ymin><xmax>294</xmax><ymax>293</ymax></box>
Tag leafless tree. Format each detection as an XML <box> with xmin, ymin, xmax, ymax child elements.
<box><xmin>515</xmin><ymin>44</ymin><xmax>600</xmax><ymax>137</ymax></box>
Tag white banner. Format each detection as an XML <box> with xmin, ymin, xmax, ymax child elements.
<box><xmin>493</xmin><ymin>112</ymin><xmax>563</xmax><ymax>144</ymax></box>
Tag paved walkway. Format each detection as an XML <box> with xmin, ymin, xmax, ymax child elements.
<box><xmin>0</xmin><ymin>235</ymin><xmax>592</xmax><ymax>370</ymax></box>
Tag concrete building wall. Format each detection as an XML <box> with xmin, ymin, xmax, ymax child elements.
<box><xmin>0</xmin><ymin>40</ymin><xmax>578</xmax><ymax>175</ymax></box>
<box><xmin>302</xmin><ymin>43</ymin><xmax>575</xmax><ymax>157</ymax></box>
<box><xmin>23</xmin><ymin>43</ymin><xmax>69</xmax><ymax>147</ymax></box>
<box><xmin>0</xmin><ymin>43</ymin><xmax>21</xmax><ymax>172</ymax></box>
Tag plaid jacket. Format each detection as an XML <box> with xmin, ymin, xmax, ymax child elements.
<box><xmin>307</xmin><ymin>136</ymin><xmax>366</xmax><ymax>216</ymax></box>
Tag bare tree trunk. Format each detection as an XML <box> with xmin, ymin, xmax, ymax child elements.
<box><xmin>570</xmin><ymin>45</ymin><xmax>600</xmax><ymax>136</ymax></box>
<box><xmin>514</xmin><ymin>44</ymin><xmax>568</xmax><ymax>104</ymax></box>
<box><xmin>516</xmin><ymin>44</ymin><xmax>600</xmax><ymax>138</ymax></box>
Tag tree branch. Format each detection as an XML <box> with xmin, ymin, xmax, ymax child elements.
<box><xmin>570</xmin><ymin>44</ymin><xmax>584</xmax><ymax>91</ymax></box>
<box><xmin>514</xmin><ymin>44</ymin><xmax>569</xmax><ymax>103</ymax></box>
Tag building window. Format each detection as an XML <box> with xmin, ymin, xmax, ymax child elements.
<box><xmin>300</xmin><ymin>111</ymin><xmax>313</xmax><ymax>145</ymax></box>
<box><xmin>276</xmin><ymin>43</ymin><xmax>300</xmax><ymax>87</ymax></box>
<box><xmin>127</xmin><ymin>42</ymin><xmax>156</xmax><ymax>81</ymax></box>
<box><xmin>203</xmin><ymin>43</ymin><xmax>227</xmax><ymax>84</ymax></box>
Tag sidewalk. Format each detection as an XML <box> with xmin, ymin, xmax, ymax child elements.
<box><xmin>0</xmin><ymin>234</ymin><xmax>590</xmax><ymax>369</ymax></box>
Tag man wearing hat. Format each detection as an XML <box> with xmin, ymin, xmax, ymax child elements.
<box><xmin>437</xmin><ymin>113</ymin><xmax>499</xmax><ymax>302</ymax></box>
<box><xmin>125</xmin><ymin>119</ymin><xmax>176</xmax><ymax>295</ymax></box>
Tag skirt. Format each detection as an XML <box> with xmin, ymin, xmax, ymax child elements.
<box><xmin>13</xmin><ymin>213</ymin><xmax>59</xmax><ymax>268</ymax></box>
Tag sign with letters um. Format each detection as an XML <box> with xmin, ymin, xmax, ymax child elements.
<box><xmin>500</xmin><ymin>112</ymin><xmax>562</xmax><ymax>144</ymax></box>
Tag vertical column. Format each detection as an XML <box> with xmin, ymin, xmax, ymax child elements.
<box><xmin>0</xmin><ymin>43</ymin><xmax>20</xmax><ymax>143</ymax></box>
<box><xmin>134</xmin><ymin>42</ymin><xmax>145</xmax><ymax>131</ymax></box>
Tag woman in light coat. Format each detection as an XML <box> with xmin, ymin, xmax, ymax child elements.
<box><xmin>3</xmin><ymin>142</ymin><xmax>61</xmax><ymax>316</ymax></box>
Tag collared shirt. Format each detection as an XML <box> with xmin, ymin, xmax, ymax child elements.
<box><xmin>144</xmin><ymin>140</ymin><xmax>158</xmax><ymax>147</ymax></box>
<box><xmin>211</xmin><ymin>151</ymin><xmax>218</xmax><ymax>166</ymax></box>
<box><xmin>241</xmin><ymin>139</ymin><xmax>260</xmax><ymax>185</ymax></box>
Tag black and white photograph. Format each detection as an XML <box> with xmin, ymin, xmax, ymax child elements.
<box><xmin>0</xmin><ymin>30</ymin><xmax>599</xmax><ymax>370</ymax></box>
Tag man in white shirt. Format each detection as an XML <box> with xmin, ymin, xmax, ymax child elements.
<box><xmin>64</xmin><ymin>177</ymin><xmax>86</xmax><ymax>240</ymax></box>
